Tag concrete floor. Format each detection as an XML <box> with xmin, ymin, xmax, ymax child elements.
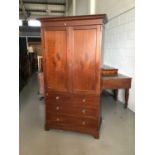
<box><xmin>20</xmin><ymin>74</ymin><xmax>135</xmax><ymax>155</ymax></box>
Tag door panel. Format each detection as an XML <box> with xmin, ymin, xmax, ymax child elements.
<box><xmin>72</xmin><ymin>27</ymin><xmax>98</xmax><ymax>93</ymax></box>
<box><xmin>44</xmin><ymin>30</ymin><xmax>69</xmax><ymax>92</ymax></box>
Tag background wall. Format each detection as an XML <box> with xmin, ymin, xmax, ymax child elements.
<box><xmin>96</xmin><ymin>0</ymin><xmax>135</xmax><ymax>111</ymax></box>
<box><xmin>96</xmin><ymin>0</ymin><xmax>134</xmax><ymax>18</ymax></box>
<box><xmin>75</xmin><ymin>0</ymin><xmax>90</xmax><ymax>15</ymax></box>
<box><xmin>67</xmin><ymin>0</ymin><xmax>74</xmax><ymax>16</ymax></box>
<box><xmin>67</xmin><ymin>0</ymin><xmax>135</xmax><ymax>112</ymax></box>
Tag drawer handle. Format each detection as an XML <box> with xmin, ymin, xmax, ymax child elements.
<box><xmin>56</xmin><ymin>118</ymin><xmax>60</xmax><ymax>121</ymax></box>
<box><xmin>64</xmin><ymin>23</ymin><xmax>67</xmax><ymax>26</ymax></box>
<box><xmin>82</xmin><ymin>99</ymin><xmax>86</xmax><ymax>103</ymax></box>
<box><xmin>56</xmin><ymin>106</ymin><xmax>60</xmax><ymax>110</ymax></box>
<box><xmin>82</xmin><ymin>121</ymin><xmax>86</xmax><ymax>125</ymax></box>
<box><xmin>56</xmin><ymin>96</ymin><xmax>60</xmax><ymax>100</ymax></box>
<box><xmin>82</xmin><ymin>109</ymin><xmax>86</xmax><ymax>114</ymax></box>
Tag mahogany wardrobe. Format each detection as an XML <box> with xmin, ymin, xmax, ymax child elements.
<box><xmin>40</xmin><ymin>14</ymin><xmax>107</xmax><ymax>138</ymax></box>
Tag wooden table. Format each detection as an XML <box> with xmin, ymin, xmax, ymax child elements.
<box><xmin>101</xmin><ymin>73</ymin><xmax>132</xmax><ymax>108</ymax></box>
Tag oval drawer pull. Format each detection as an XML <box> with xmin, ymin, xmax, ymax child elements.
<box><xmin>56</xmin><ymin>106</ymin><xmax>60</xmax><ymax>110</ymax></box>
<box><xmin>82</xmin><ymin>109</ymin><xmax>86</xmax><ymax>114</ymax></box>
<box><xmin>82</xmin><ymin>121</ymin><xmax>86</xmax><ymax>125</ymax></box>
<box><xmin>56</xmin><ymin>118</ymin><xmax>60</xmax><ymax>121</ymax></box>
<box><xmin>56</xmin><ymin>96</ymin><xmax>60</xmax><ymax>100</ymax></box>
<box><xmin>82</xmin><ymin>99</ymin><xmax>86</xmax><ymax>103</ymax></box>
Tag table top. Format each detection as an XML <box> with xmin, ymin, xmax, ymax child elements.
<box><xmin>101</xmin><ymin>65</ymin><xmax>118</xmax><ymax>71</ymax></box>
<box><xmin>101</xmin><ymin>73</ymin><xmax>131</xmax><ymax>80</ymax></box>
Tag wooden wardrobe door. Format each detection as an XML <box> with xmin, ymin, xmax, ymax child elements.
<box><xmin>43</xmin><ymin>28</ymin><xmax>70</xmax><ymax>92</ymax></box>
<box><xmin>72</xmin><ymin>26</ymin><xmax>101</xmax><ymax>94</ymax></box>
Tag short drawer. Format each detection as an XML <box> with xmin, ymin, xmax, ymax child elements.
<box><xmin>72</xmin><ymin>94</ymin><xmax>100</xmax><ymax>108</ymax></box>
<box><xmin>46</xmin><ymin>93</ymin><xmax>71</xmax><ymax>104</ymax></box>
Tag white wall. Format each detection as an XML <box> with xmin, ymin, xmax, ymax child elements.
<box><xmin>104</xmin><ymin>9</ymin><xmax>135</xmax><ymax>111</ymax></box>
<box><xmin>96</xmin><ymin>0</ymin><xmax>135</xmax><ymax>112</ymax></box>
<box><xmin>68</xmin><ymin>0</ymin><xmax>95</xmax><ymax>16</ymax></box>
<box><xmin>67</xmin><ymin>0</ymin><xmax>73</xmax><ymax>16</ymax></box>
<box><xmin>96</xmin><ymin>0</ymin><xmax>134</xmax><ymax>18</ymax></box>
<box><xmin>75</xmin><ymin>0</ymin><xmax>90</xmax><ymax>15</ymax></box>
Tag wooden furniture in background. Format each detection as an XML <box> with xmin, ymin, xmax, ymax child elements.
<box><xmin>101</xmin><ymin>65</ymin><xmax>118</xmax><ymax>76</ymax></box>
<box><xmin>40</xmin><ymin>14</ymin><xmax>107</xmax><ymax>138</ymax></box>
<box><xmin>101</xmin><ymin>65</ymin><xmax>132</xmax><ymax>108</ymax></box>
<box><xmin>19</xmin><ymin>37</ymin><xmax>30</xmax><ymax>92</ymax></box>
<box><xmin>37</xmin><ymin>56</ymin><xmax>43</xmax><ymax>72</ymax></box>
<box><xmin>37</xmin><ymin>56</ymin><xmax>44</xmax><ymax>99</ymax></box>
<box><xmin>28</xmin><ymin>41</ymin><xmax>44</xmax><ymax>99</ymax></box>
<box><xmin>38</xmin><ymin>72</ymin><xmax>44</xmax><ymax>98</ymax></box>
<box><xmin>19</xmin><ymin>37</ymin><xmax>42</xmax><ymax>92</ymax></box>
<box><xmin>29</xmin><ymin>42</ymin><xmax>42</xmax><ymax>56</ymax></box>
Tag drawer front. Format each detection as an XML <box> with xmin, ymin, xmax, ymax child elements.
<box><xmin>72</xmin><ymin>94</ymin><xmax>100</xmax><ymax>108</ymax></box>
<box><xmin>46</xmin><ymin>93</ymin><xmax>71</xmax><ymax>104</ymax></box>
<box><xmin>46</xmin><ymin>103</ymin><xmax>98</xmax><ymax>118</ymax></box>
<box><xmin>45</xmin><ymin>93</ymin><xmax>100</xmax><ymax>107</ymax></box>
<box><xmin>46</xmin><ymin>114</ymin><xmax>98</xmax><ymax>129</ymax></box>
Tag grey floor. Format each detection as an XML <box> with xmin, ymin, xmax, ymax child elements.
<box><xmin>20</xmin><ymin>74</ymin><xmax>135</xmax><ymax>155</ymax></box>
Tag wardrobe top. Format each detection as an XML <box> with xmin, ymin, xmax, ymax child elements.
<box><xmin>39</xmin><ymin>14</ymin><xmax>108</xmax><ymax>24</ymax></box>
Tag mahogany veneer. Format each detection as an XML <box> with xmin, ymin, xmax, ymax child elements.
<box><xmin>40</xmin><ymin>14</ymin><xmax>107</xmax><ymax>138</ymax></box>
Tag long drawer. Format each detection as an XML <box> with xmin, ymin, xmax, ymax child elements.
<box><xmin>46</xmin><ymin>103</ymin><xmax>98</xmax><ymax>118</ymax></box>
<box><xmin>46</xmin><ymin>114</ymin><xmax>98</xmax><ymax>129</ymax></box>
<box><xmin>46</xmin><ymin>93</ymin><xmax>100</xmax><ymax>108</ymax></box>
<box><xmin>72</xmin><ymin>94</ymin><xmax>100</xmax><ymax>108</ymax></box>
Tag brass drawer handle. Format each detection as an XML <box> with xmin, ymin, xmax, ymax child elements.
<box><xmin>82</xmin><ymin>121</ymin><xmax>86</xmax><ymax>125</ymax></box>
<box><xmin>56</xmin><ymin>96</ymin><xmax>60</xmax><ymax>100</ymax></box>
<box><xmin>56</xmin><ymin>118</ymin><xmax>60</xmax><ymax>121</ymax></box>
<box><xmin>56</xmin><ymin>106</ymin><xmax>60</xmax><ymax>110</ymax></box>
<box><xmin>82</xmin><ymin>109</ymin><xmax>86</xmax><ymax>114</ymax></box>
<box><xmin>64</xmin><ymin>22</ymin><xmax>67</xmax><ymax>26</ymax></box>
<box><xmin>82</xmin><ymin>99</ymin><xmax>86</xmax><ymax>103</ymax></box>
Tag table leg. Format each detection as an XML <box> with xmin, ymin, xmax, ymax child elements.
<box><xmin>125</xmin><ymin>89</ymin><xmax>129</xmax><ymax>108</ymax></box>
<box><xmin>113</xmin><ymin>89</ymin><xmax>118</xmax><ymax>101</ymax></box>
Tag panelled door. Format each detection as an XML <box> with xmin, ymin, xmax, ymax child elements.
<box><xmin>43</xmin><ymin>27</ymin><xmax>71</xmax><ymax>93</ymax></box>
<box><xmin>71</xmin><ymin>26</ymin><xmax>101</xmax><ymax>94</ymax></box>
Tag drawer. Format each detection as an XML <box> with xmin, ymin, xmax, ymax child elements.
<box><xmin>46</xmin><ymin>93</ymin><xmax>71</xmax><ymax>104</ymax></box>
<box><xmin>46</xmin><ymin>104</ymin><xmax>98</xmax><ymax>118</ymax></box>
<box><xmin>47</xmin><ymin>114</ymin><xmax>97</xmax><ymax>129</ymax></box>
<box><xmin>72</xmin><ymin>94</ymin><xmax>100</xmax><ymax>108</ymax></box>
